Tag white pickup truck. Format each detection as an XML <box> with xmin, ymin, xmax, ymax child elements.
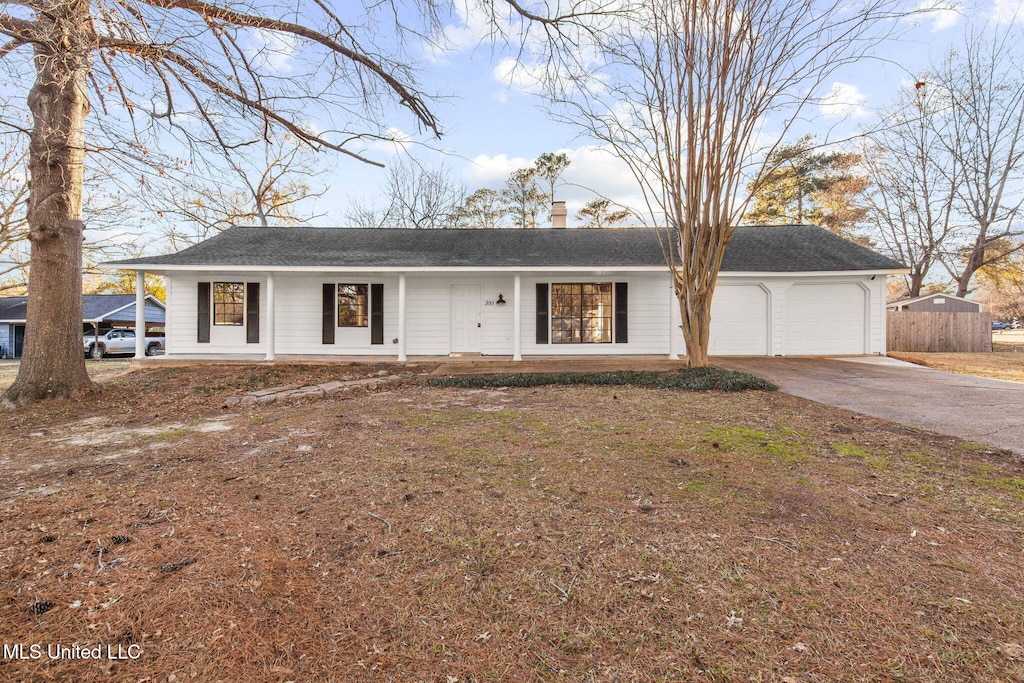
<box><xmin>83</xmin><ymin>329</ymin><xmax>165</xmax><ymax>358</ymax></box>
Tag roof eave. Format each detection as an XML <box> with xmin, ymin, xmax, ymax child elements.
<box><xmin>98</xmin><ymin>263</ymin><xmax>908</xmax><ymax>275</ymax></box>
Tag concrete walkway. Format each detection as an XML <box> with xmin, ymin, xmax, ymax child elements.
<box><xmin>717</xmin><ymin>356</ymin><xmax>1024</xmax><ymax>454</ymax></box>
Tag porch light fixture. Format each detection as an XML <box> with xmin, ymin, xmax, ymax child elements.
<box><xmin>496</xmin><ymin>294</ymin><xmax>506</xmax><ymax>305</ymax></box>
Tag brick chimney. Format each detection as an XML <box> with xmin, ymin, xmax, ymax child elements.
<box><xmin>551</xmin><ymin>201</ymin><xmax>567</xmax><ymax>228</ymax></box>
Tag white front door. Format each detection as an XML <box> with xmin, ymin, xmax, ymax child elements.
<box><xmin>450</xmin><ymin>284</ymin><xmax>482</xmax><ymax>352</ymax></box>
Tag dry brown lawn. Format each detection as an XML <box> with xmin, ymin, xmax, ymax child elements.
<box><xmin>889</xmin><ymin>350</ymin><xmax>1024</xmax><ymax>384</ymax></box>
<box><xmin>0</xmin><ymin>360</ymin><xmax>132</xmax><ymax>393</ymax></box>
<box><xmin>2</xmin><ymin>365</ymin><xmax>1023</xmax><ymax>682</ymax></box>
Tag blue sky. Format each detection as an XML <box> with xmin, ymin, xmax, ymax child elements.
<box><xmin>2</xmin><ymin>0</ymin><xmax>1021</xmax><ymax>259</ymax></box>
<box><xmin>293</xmin><ymin>0</ymin><xmax>1020</xmax><ymax>231</ymax></box>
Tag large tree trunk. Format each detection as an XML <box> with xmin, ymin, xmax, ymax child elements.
<box><xmin>956</xmin><ymin>229</ymin><xmax>990</xmax><ymax>299</ymax></box>
<box><xmin>673</xmin><ymin>269</ymin><xmax>716</xmax><ymax>368</ymax></box>
<box><xmin>908</xmin><ymin>268</ymin><xmax>926</xmax><ymax>298</ymax></box>
<box><xmin>4</xmin><ymin>7</ymin><xmax>94</xmax><ymax>404</ymax></box>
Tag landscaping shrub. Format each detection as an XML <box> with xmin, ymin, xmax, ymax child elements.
<box><xmin>425</xmin><ymin>366</ymin><xmax>776</xmax><ymax>391</ymax></box>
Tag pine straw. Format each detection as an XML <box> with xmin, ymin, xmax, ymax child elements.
<box><xmin>1</xmin><ymin>367</ymin><xmax>1023</xmax><ymax>682</ymax></box>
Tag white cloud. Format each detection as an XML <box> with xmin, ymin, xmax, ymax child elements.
<box><xmin>461</xmin><ymin>145</ymin><xmax>650</xmax><ymax>225</ymax></box>
<box><xmin>462</xmin><ymin>153</ymin><xmax>535</xmax><ymax>186</ymax></box>
<box><xmin>991</xmin><ymin>0</ymin><xmax>1024</xmax><ymax>23</ymax></box>
<box><xmin>560</xmin><ymin>146</ymin><xmax>645</xmax><ymax>205</ymax></box>
<box><xmin>364</xmin><ymin>128</ymin><xmax>412</xmax><ymax>156</ymax></box>
<box><xmin>492</xmin><ymin>58</ymin><xmax>548</xmax><ymax>95</ymax></box>
<box><xmin>426</xmin><ymin>2</ymin><xmax>519</xmax><ymax>63</ymax></box>
<box><xmin>912</xmin><ymin>0</ymin><xmax>963</xmax><ymax>30</ymax></box>
<box><xmin>818</xmin><ymin>82</ymin><xmax>870</xmax><ymax>119</ymax></box>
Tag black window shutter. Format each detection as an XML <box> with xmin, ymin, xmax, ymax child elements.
<box><xmin>322</xmin><ymin>283</ymin><xmax>336</xmax><ymax>345</ymax></box>
<box><xmin>246</xmin><ymin>282</ymin><xmax>260</xmax><ymax>343</ymax></box>
<box><xmin>197</xmin><ymin>282</ymin><xmax>211</xmax><ymax>343</ymax></box>
<box><xmin>615</xmin><ymin>282</ymin><xmax>628</xmax><ymax>343</ymax></box>
<box><xmin>370</xmin><ymin>283</ymin><xmax>384</xmax><ymax>345</ymax></box>
<box><xmin>536</xmin><ymin>283</ymin><xmax>549</xmax><ymax>344</ymax></box>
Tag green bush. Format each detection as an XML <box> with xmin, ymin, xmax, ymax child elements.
<box><xmin>424</xmin><ymin>367</ymin><xmax>776</xmax><ymax>392</ymax></box>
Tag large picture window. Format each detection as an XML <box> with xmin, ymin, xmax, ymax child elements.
<box><xmin>551</xmin><ymin>283</ymin><xmax>613</xmax><ymax>343</ymax></box>
<box><xmin>213</xmin><ymin>282</ymin><xmax>244</xmax><ymax>326</ymax></box>
<box><xmin>338</xmin><ymin>284</ymin><xmax>369</xmax><ymax>327</ymax></box>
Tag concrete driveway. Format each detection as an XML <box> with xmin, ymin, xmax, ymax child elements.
<box><xmin>717</xmin><ymin>356</ymin><xmax>1024</xmax><ymax>454</ymax></box>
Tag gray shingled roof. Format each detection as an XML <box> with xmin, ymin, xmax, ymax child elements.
<box><xmin>0</xmin><ymin>295</ymin><xmax>166</xmax><ymax>322</ymax></box>
<box><xmin>108</xmin><ymin>225</ymin><xmax>906</xmax><ymax>272</ymax></box>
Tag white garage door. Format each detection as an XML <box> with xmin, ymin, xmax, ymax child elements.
<box><xmin>785</xmin><ymin>283</ymin><xmax>866</xmax><ymax>355</ymax></box>
<box><xmin>709</xmin><ymin>285</ymin><xmax>769</xmax><ymax>355</ymax></box>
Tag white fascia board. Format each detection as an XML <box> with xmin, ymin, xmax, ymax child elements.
<box><xmin>101</xmin><ymin>264</ymin><xmax>909</xmax><ymax>276</ymax></box>
<box><xmin>99</xmin><ymin>264</ymin><xmax>673</xmax><ymax>274</ymax></box>
<box><xmin>719</xmin><ymin>269</ymin><xmax>909</xmax><ymax>278</ymax></box>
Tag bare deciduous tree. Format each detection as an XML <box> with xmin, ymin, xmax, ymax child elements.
<box><xmin>533</xmin><ymin>0</ymin><xmax>908</xmax><ymax>366</ymax></box>
<box><xmin>862</xmin><ymin>84</ymin><xmax>961</xmax><ymax>298</ymax></box>
<box><xmin>0</xmin><ymin>0</ymin><xmax>454</xmax><ymax>403</ymax></box>
<box><xmin>0</xmin><ymin>139</ymin><xmax>29</xmax><ymax>292</ymax></box>
<box><xmin>159</xmin><ymin>135</ymin><xmax>328</xmax><ymax>248</ymax></box>
<box><xmin>381</xmin><ymin>159</ymin><xmax>466</xmax><ymax>229</ymax></box>
<box><xmin>343</xmin><ymin>159</ymin><xmax>466</xmax><ymax>229</ymax></box>
<box><xmin>931</xmin><ymin>25</ymin><xmax>1024</xmax><ymax>298</ymax></box>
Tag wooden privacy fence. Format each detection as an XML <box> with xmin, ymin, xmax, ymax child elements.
<box><xmin>887</xmin><ymin>311</ymin><xmax>992</xmax><ymax>352</ymax></box>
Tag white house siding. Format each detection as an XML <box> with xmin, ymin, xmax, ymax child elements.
<box><xmin>272</xmin><ymin>273</ymin><xmax>398</xmax><ymax>355</ymax></box>
<box><xmin>164</xmin><ymin>270</ymin><xmax>889</xmax><ymax>358</ymax></box>
<box><xmin>166</xmin><ymin>272</ymin><xmax>267</xmax><ymax>356</ymax></box>
<box><xmin>520</xmin><ymin>272</ymin><xmax>671</xmax><ymax>356</ymax></box>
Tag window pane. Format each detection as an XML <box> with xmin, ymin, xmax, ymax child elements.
<box><xmin>550</xmin><ymin>282</ymin><xmax>611</xmax><ymax>344</ymax></box>
<box><xmin>213</xmin><ymin>282</ymin><xmax>244</xmax><ymax>326</ymax></box>
<box><xmin>338</xmin><ymin>284</ymin><xmax>369</xmax><ymax>327</ymax></box>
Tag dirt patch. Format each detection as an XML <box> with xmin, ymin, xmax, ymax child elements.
<box><xmin>890</xmin><ymin>351</ymin><xmax>1024</xmax><ymax>383</ymax></box>
<box><xmin>0</xmin><ymin>359</ymin><xmax>132</xmax><ymax>392</ymax></box>
<box><xmin>1</xmin><ymin>366</ymin><xmax>1023</xmax><ymax>682</ymax></box>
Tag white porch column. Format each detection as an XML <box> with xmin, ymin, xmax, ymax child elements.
<box><xmin>397</xmin><ymin>274</ymin><xmax>407</xmax><ymax>362</ymax></box>
<box><xmin>134</xmin><ymin>270</ymin><xmax>146</xmax><ymax>358</ymax></box>
<box><xmin>668</xmin><ymin>281</ymin><xmax>680</xmax><ymax>360</ymax></box>
<box><xmin>513</xmin><ymin>273</ymin><xmax>522</xmax><ymax>361</ymax></box>
<box><xmin>265</xmin><ymin>273</ymin><xmax>276</xmax><ymax>361</ymax></box>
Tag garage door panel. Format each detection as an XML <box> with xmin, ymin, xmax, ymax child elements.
<box><xmin>785</xmin><ymin>283</ymin><xmax>865</xmax><ymax>355</ymax></box>
<box><xmin>710</xmin><ymin>285</ymin><xmax>769</xmax><ymax>355</ymax></box>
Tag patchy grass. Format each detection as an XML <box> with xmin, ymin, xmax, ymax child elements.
<box><xmin>1</xmin><ymin>365</ymin><xmax>1023</xmax><ymax>682</ymax></box>
<box><xmin>426</xmin><ymin>367</ymin><xmax>777</xmax><ymax>391</ymax></box>
<box><xmin>890</xmin><ymin>351</ymin><xmax>1024</xmax><ymax>383</ymax></box>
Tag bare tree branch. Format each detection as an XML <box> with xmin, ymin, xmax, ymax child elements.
<box><xmin>532</xmin><ymin>0</ymin><xmax>914</xmax><ymax>365</ymax></box>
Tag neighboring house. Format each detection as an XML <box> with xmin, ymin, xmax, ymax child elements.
<box><xmin>887</xmin><ymin>293</ymin><xmax>982</xmax><ymax>313</ymax></box>
<box><xmin>0</xmin><ymin>294</ymin><xmax>166</xmax><ymax>359</ymax></box>
<box><xmin>105</xmin><ymin>225</ymin><xmax>906</xmax><ymax>361</ymax></box>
